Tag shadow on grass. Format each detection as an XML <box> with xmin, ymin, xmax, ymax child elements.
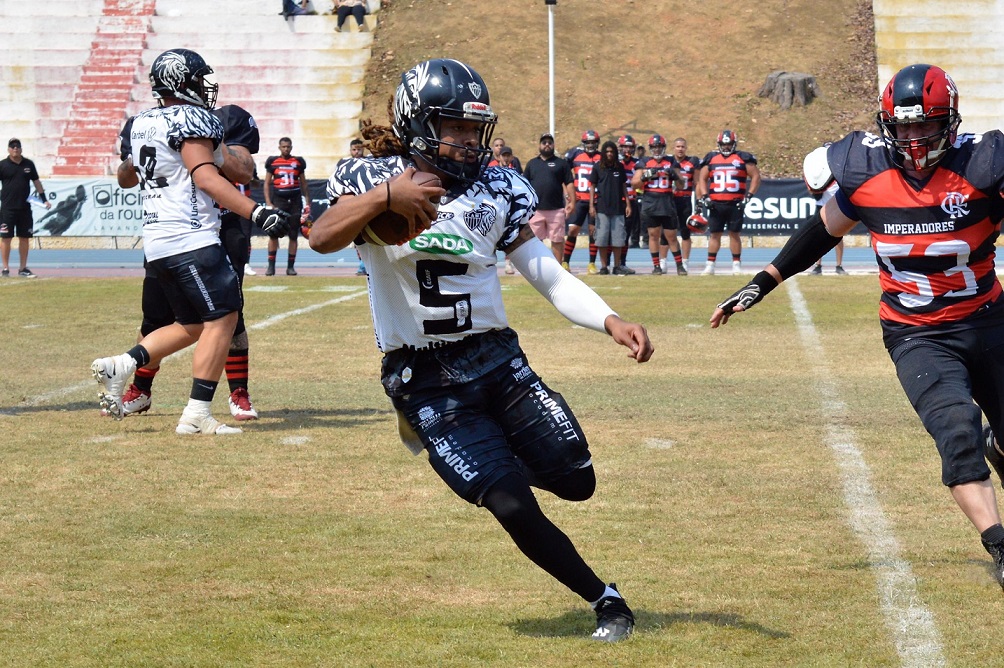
<box><xmin>0</xmin><ymin>399</ymin><xmax>98</xmax><ymax>416</ymax></box>
<box><xmin>510</xmin><ymin>608</ymin><xmax>791</xmax><ymax>639</ymax></box>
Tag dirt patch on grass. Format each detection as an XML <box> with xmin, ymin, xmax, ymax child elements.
<box><xmin>362</xmin><ymin>0</ymin><xmax>877</xmax><ymax>177</ymax></box>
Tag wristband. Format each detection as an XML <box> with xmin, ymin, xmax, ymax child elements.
<box><xmin>189</xmin><ymin>161</ymin><xmax>218</xmax><ymax>177</ymax></box>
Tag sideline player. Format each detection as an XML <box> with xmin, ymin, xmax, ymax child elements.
<box><xmin>696</xmin><ymin>130</ymin><xmax>760</xmax><ymax>274</ymax></box>
<box><xmin>310</xmin><ymin>58</ymin><xmax>653</xmax><ymax>641</ymax></box>
<box><xmin>264</xmin><ymin>137</ymin><xmax>310</xmax><ymax>275</ymax></box>
<box><xmin>671</xmin><ymin>137</ymin><xmax>700</xmax><ymax>273</ymax></box>
<box><xmin>92</xmin><ymin>48</ymin><xmax>287</xmax><ymax>434</ymax></box>
<box><xmin>563</xmin><ymin>130</ymin><xmax>601</xmax><ymax>273</ymax></box>
<box><xmin>711</xmin><ymin>63</ymin><xmax>1004</xmax><ymax>589</ymax></box>
<box><xmin>802</xmin><ymin>145</ymin><xmax>847</xmax><ymax>275</ymax></box>
<box><xmin>631</xmin><ymin>134</ymin><xmax>686</xmax><ymax>275</ymax></box>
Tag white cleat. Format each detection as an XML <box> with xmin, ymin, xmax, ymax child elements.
<box><xmin>90</xmin><ymin>353</ymin><xmax>138</xmax><ymax>420</ymax></box>
<box><xmin>733</xmin><ymin>260</ymin><xmax>742</xmax><ymax>274</ymax></box>
<box><xmin>702</xmin><ymin>263</ymin><xmax>715</xmax><ymax>276</ymax></box>
<box><xmin>176</xmin><ymin>413</ymin><xmax>242</xmax><ymax>435</ymax></box>
<box><xmin>244</xmin><ymin>264</ymin><xmax>257</xmax><ymax>276</ymax></box>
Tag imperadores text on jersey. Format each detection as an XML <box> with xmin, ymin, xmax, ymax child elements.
<box><xmin>529</xmin><ymin>381</ymin><xmax>580</xmax><ymax>442</ymax></box>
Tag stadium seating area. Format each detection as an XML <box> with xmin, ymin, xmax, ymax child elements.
<box><xmin>0</xmin><ymin>0</ymin><xmax>378</xmax><ymax>178</ymax></box>
<box><xmin>874</xmin><ymin>0</ymin><xmax>1003</xmax><ymax>135</ymax></box>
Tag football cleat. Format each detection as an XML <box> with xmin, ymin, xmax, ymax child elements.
<box><xmin>702</xmin><ymin>263</ymin><xmax>715</xmax><ymax>276</ymax></box>
<box><xmin>587</xmin><ymin>262</ymin><xmax>598</xmax><ymax>275</ymax></box>
<box><xmin>984</xmin><ymin>424</ymin><xmax>1004</xmax><ymax>488</ymax></box>
<box><xmin>651</xmin><ymin>265</ymin><xmax>663</xmax><ymax>275</ymax></box>
<box><xmin>982</xmin><ymin>537</ymin><xmax>1004</xmax><ymax>592</ymax></box>
<box><xmin>612</xmin><ymin>265</ymin><xmax>635</xmax><ymax>275</ymax></box>
<box><xmin>228</xmin><ymin>387</ymin><xmax>259</xmax><ymax>421</ymax></box>
<box><xmin>91</xmin><ymin>353</ymin><xmax>138</xmax><ymax>421</ymax></box>
<box><xmin>101</xmin><ymin>383</ymin><xmax>151</xmax><ymax>417</ymax></box>
<box><xmin>835</xmin><ymin>265</ymin><xmax>847</xmax><ymax>275</ymax></box>
<box><xmin>810</xmin><ymin>264</ymin><xmax>823</xmax><ymax>275</ymax></box>
<box><xmin>677</xmin><ymin>265</ymin><xmax>688</xmax><ymax>276</ymax></box>
<box><xmin>732</xmin><ymin>260</ymin><xmax>743</xmax><ymax>274</ymax></box>
<box><xmin>592</xmin><ymin>584</ymin><xmax>634</xmax><ymax>642</ymax></box>
<box><xmin>176</xmin><ymin>413</ymin><xmax>242</xmax><ymax>435</ymax></box>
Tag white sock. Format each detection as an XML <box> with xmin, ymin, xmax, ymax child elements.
<box><xmin>590</xmin><ymin>584</ymin><xmax>622</xmax><ymax>609</ymax></box>
<box><xmin>183</xmin><ymin>398</ymin><xmax>212</xmax><ymax>417</ymax></box>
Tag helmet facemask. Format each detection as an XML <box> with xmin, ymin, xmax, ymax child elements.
<box><xmin>409</xmin><ymin>105</ymin><xmax>496</xmax><ymax>183</ymax></box>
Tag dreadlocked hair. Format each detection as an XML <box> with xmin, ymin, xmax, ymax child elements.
<box><xmin>360</xmin><ymin>96</ymin><xmax>407</xmax><ymax>159</ymax></box>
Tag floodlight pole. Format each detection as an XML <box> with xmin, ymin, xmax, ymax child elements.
<box><xmin>546</xmin><ymin>0</ymin><xmax>556</xmax><ymax>138</ymax></box>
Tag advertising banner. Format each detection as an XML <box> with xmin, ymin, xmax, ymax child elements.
<box><xmin>31</xmin><ymin>177</ymin><xmax>865</xmax><ymax>237</ymax></box>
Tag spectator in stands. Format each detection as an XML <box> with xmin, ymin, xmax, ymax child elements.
<box><xmin>282</xmin><ymin>0</ymin><xmax>312</xmax><ymax>18</ymax></box>
<box><xmin>334</xmin><ymin>0</ymin><xmax>367</xmax><ymax>32</ymax></box>
<box><xmin>0</xmin><ymin>138</ymin><xmax>50</xmax><ymax>278</ymax></box>
<box><xmin>589</xmin><ymin>141</ymin><xmax>634</xmax><ymax>275</ymax></box>
<box><xmin>264</xmin><ymin>137</ymin><xmax>311</xmax><ymax>275</ymax></box>
<box><xmin>522</xmin><ymin>132</ymin><xmax>573</xmax><ymax>263</ymax></box>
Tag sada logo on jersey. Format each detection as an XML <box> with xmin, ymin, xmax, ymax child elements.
<box><xmin>940</xmin><ymin>192</ymin><xmax>970</xmax><ymax>219</ymax></box>
<box><xmin>410</xmin><ymin>233</ymin><xmax>473</xmax><ymax>255</ymax></box>
<box><xmin>464</xmin><ymin>202</ymin><xmax>496</xmax><ymax>236</ymax></box>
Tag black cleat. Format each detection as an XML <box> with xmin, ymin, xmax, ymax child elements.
<box><xmin>984</xmin><ymin>424</ymin><xmax>1004</xmax><ymax>488</ymax></box>
<box><xmin>983</xmin><ymin>539</ymin><xmax>1004</xmax><ymax>591</ymax></box>
<box><xmin>592</xmin><ymin>584</ymin><xmax>634</xmax><ymax>642</ymax></box>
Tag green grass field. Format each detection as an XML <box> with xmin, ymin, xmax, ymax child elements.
<box><xmin>1</xmin><ymin>274</ymin><xmax>1001</xmax><ymax>667</ymax></box>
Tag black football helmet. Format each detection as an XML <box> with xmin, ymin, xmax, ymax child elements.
<box><xmin>648</xmin><ymin>134</ymin><xmax>666</xmax><ymax>157</ymax></box>
<box><xmin>392</xmin><ymin>59</ymin><xmax>497</xmax><ymax>182</ymax></box>
<box><xmin>717</xmin><ymin>129</ymin><xmax>737</xmax><ymax>156</ymax></box>
<box><xmin>876</xmin><ymin>63</ymin><xmax>961</xmax><ymax>170</ymax></box>
<box><xmin>150</xmin><ymin>49</ymin><xmax>218</xmax><ymax>109</ymax></box>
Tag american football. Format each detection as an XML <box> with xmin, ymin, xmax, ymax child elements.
<box><xmin>359</xmin><ymin>171</ymin><xmax>442</xmax><ymax>246</ymax></box>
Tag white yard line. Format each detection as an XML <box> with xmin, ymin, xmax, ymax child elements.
<box><xmin>785</xmin><ymin>278</ymin><xmax>946</xmax><ymax>668</ymax></box>
<box><xmin>12</xmin><ymin>290</ymin><xmax>367</xmax><ymax>411</ymax></box>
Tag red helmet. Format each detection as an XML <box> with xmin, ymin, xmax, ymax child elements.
<box><xmin>876</xmin><ymin>63</ymin><xmax>961</xmax><ymax>170</ymax></box>
<box><xmin>617</xmin><ymin>134</ymin><xmax>635</xmax><ymax>148</ymax></box>
<box><xmin>581</xmin><ymin>130</ymin><xmax>600</xmax><ymax>152</ymax></box>
<box><xmin>648</xmin><ymin>134</ymin><xmax>666</xmax><ymax>148</ymax></box>
<box><xmin>717</xmin><ymin>129</ymin><xmax>737</xmax><ymax>156</ymax></box>
<box><xmin>686</xmin><ymin>212</ymin><xmax>709</xmax><ymax>233</ymax></box>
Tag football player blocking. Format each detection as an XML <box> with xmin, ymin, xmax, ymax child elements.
<box><xmin>91</xmin><ymin>49</ymin><xmax>290</xmax><ymax>435</ymax></box>
<box><xmin>310</xmin><ymin>58</ymin><xmax>654</xmax><ymax>642</ymax></box>
<box><xmin>712</xmin><ymin>63</ymin><xmax>1004</xmax><ymax>590</ymax></box>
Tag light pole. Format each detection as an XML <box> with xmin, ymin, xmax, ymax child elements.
<box><xmin>545</xmin><ymin>0</ymin><xmax>556</xmax><ymax>140</ymax></box>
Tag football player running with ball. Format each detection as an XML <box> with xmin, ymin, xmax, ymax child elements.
<box><xmin>310</xmin><ymin>58</ymin><xmax>653</xmax><ymax>642</ymax></box>
<box><xmin>711</xmin><ymin>63</ymin><xmax>1004</xmax><ymax>590</ymax></box>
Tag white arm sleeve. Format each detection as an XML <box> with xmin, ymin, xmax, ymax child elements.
<box><xmin>509</xmin><ymin>236</ymin><xmax>616</xmax><ymax>333</ymax></box>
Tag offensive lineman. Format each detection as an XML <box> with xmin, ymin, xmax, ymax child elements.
<box><xmin>309</xmin><ymin>58</ymin><xmax>653</xmax><ymax>641</ymax></box>
<box><xmin>711</xmin><ymin>63</ymin><xmax>1004</xmax><ymax>589</ymax></box>
<box><xmin>91</xmin><ymin>48</ymin><xmax>287</xmax><ymax>434</ymax></box>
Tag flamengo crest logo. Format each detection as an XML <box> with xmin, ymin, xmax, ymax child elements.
<box><xmin>941</xmin><ymin>192</ymin><xmax>969</xmax><ymax>219</ymax></box>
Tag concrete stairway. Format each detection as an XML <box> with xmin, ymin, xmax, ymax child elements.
<box><xmin>874</xmin><ymin>0</ymin><xmax>1004</xmax><ymax>135</ymax></box>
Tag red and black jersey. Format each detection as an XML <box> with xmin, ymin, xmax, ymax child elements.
<box><xmin>636</xmin><ymin>156</ymin><xmax>677</xmax><ymax>196</ymax></box>
<box><xmin>565</xmin><ymin>147</ymin><xmax>601</xmax><ymax>202</ymax></box>
<box><xmin>830</xmin><ymin>130</ymin><xmax>1004</xmax><ymax>332</ymax></box>
<box><xmin>621</xmin><ymin>155</ymin><xmax>638</xmax><ymax>200</ymax></box>
<box><xmin>673</xmin><ymin>155</ymin><xmax>700</xmax><ymax>198</ymax></box>
<box><xmin>265</xmin><ymin>155</ymin><xmax>307</xmax><ymax>194</ymax></box>
<box><xmin>699</xmin><ymin>150</ymin><xmax>757</xmax><ymax>202</ymax></box>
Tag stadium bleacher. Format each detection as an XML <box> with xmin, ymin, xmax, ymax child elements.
<box><xmin>1</xmin><ymin>0</ymin><xmax>378</xmax><ymax>178</ymax></box>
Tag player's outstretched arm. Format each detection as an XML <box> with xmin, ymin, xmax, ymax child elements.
<box><xmin>710</xmin><ymin>198</ymin><xmax>856</xmax><ymax>328</ymax></box>
<box><xmin>507</xmin><ymin>227</ymin><xmax>654</xmax><ymax>363</ymax></box>
<box><xmin>604</xmin><ymin>315</ymin><xmax>654</xmax><ymax>363</ymax></box>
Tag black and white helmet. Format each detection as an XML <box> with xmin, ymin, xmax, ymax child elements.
<box><xmin>393</xmin><ymin>59</ymin><xmax>497</xmax><ymax>182</ymax></box>
<box><xmin>150</xmin><ymin>48</ymin><xmax>219</xmax><ymax>109</ymax></box>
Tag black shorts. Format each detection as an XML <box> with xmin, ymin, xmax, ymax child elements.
<box><xmin>0</xmin><ymin>208</ymin><xmax>33</xmax><ymax>238</ymax></box>
<box><xmin>272</xmin><ymin>192</ymin><xmax>302</xmax><ymax>240</ymax></box>
<box><xmin>145</xmin><ymin>244</ymin><xmax>241</xmax><ymax>325</ymax></box>
<box><xmin>674</xmin><ymin>196</ymin><xmax>693</xmax><ymax>240</ymax></box>
<box><xmin>566</xmin><ymin>200</ymin><xmax>593</xmax><ymax>231</ymax></box>
<box><xmin>641</xmin><ymin>210</ymin><xmax>679</xmax><ymax>231</ymax></box>
<box><xmin>889</xmin><ymin>323</ymin><xmax>1004</xmax><ymax>487</ymax></box>
<box><xmin>707</xmin><ymin>200</ymin><xmax>744</xmax><ymax>234</ymax></box>
<box><xmin>392</xmin><ymin>351</ymin><xmax>591</xmax><ymax>505</ymax></box>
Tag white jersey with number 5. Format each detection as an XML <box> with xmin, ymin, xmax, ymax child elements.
<box><xmin>130</xmin><ymin>105</ymin><xmax>224</xmax><ymax>261</ymax></box>
<box><xmin>327</xmin><ymin>158</ymin><xmax>538</xmax><ymax>352</ymax></box>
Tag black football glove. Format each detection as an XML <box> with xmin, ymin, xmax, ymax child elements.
<box><xmin>643</xmin><ymin>168</ymin><xmax>658</xmax><ymax>181</ymax></box>
<box><xmin>698</xmin><ymin>196</ymin><xmax>711</xmax><ymax>212</ymax></box>
<box><xmin>716</xmin><ymin>270</ymin><xmax>779</xmax><ymax>315</ymax></box>
<box><xmin>252</xmin><ymin>204</ymin><xmax>290</xmax><ymax>238</ymax></box>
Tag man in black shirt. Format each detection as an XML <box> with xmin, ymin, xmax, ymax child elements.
<box><xmin>588</xmin><ymin>141</ymin><xmax>634</xmax><ymax>275</ymax></box>
<box><xmin>522</xmin><ymin>133</ymin><xmax>573</xmax><ymax>262</ymax></box>
<box><xmin>0</xmin><ymin>138</ymin><xmax>50</xmax><ymax>277</ymax></box>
